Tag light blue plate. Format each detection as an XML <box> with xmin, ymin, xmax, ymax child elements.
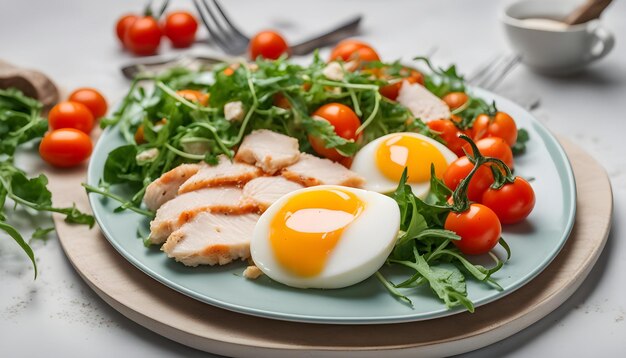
<box><xmin>87</xmin><ymin>88</ymin><xmax>576</xmax><ymax>324</ymax></box>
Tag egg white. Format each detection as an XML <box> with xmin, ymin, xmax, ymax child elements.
<box><xmin>250</xmin><ymin>185</ymin><xmax>400</xmax><ymax>289</ymax></box>
<box><xmin>351</xmin><ymin>132</ymin><xmax>458</xmax><ymax>198</ymax></box>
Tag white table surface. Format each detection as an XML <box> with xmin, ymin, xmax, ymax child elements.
<box><xmin>1</xmin><ymin>0</ymin><xmax>625</xmax><ymax>356</ymax></box>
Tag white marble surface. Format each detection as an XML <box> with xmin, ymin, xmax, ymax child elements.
<box><xmin>1</xmin><ymin>0</ymin><xmax>625</xmax><ymax>356</ymax></box>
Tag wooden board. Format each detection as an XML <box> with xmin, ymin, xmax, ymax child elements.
<box><xmin>47</xmin><ymin>139</ymin><xmax>612</xmax><ymax>358</ymax></box>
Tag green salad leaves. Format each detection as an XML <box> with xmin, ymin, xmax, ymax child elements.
<box><xmin>0</xmin><ymin>88</ymin><xmax>94</xmax><ymax>278</ymax></box>
<box><xmin>90</xmin><ymin>55</ymin><xmax>525</xmax><ymax>311</ymax></box>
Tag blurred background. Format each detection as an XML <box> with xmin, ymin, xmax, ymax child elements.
<box><xmin>1</xmin><ymin>0</ymin><xmax>625</xmax><ymax>357</ymax></box>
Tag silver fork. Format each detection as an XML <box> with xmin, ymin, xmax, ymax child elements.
<box><xmin>193</xmin><ymin>0</ymin><xmax>362</xmax><ymax>56</ymax></box>
<box><xmin>466</xmin><ymin>54</ymin><xmax>540</xmax><ymax>110</ymax></box>
<box><xmin>466</xmin><ymin>54</ymin><xmax>520</xmax><ymax>91</ymax></box>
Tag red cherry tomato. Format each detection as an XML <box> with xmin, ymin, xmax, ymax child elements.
<box><xmin>473</xmin><ymin>112</ymin><xmax>518</xmax><ymax>147</ymax></box>
<box><xmin>445</xmin><ymin>203</ymin><xmax>502</xmax><ymax>255</ymax></box>
<box><xmin>443</xmin><ymin>156</ymin><xmax>494</xmax><ymax>202</ymax></box>
<box><xmin>467</xmin><ymin>137</ymin><xmax>514</xmax><ymax>169</ymax></box>
<box><xmin>329</xmin><ymin>39</ymin><xmax>380</xmax><ymax>62</ymax></box>
<box><xmin>68</xmin><ymin>88</ymin><xmax>108</xmax><ymax>119</ymax></box>
<box><xmin>427</xmin><ymin>119</ymin><xmax>466</xmax><ymax>157</ymax></box>
<box><xmin>48</xmin><ymin>101</ymin><xmax>95</xmax><ymax>134</ymax></box>
<box><xmin>442</xmin><ymin>92</ymin><xmax>469</xmax><ymax>110</ymax></box>
<box><xmin>116</xmin><ymin>14</ymin><xmax>138</xmax><ymax>43</ymax></box>
<box><xmin>176</xmin><ymin>89</ymin><xmax>209</xmax><ymax>106</ymax></box>
<box><xmin>163</xmin><ymin>11</ymin><xmax>198</xmax><ymax>48</ymax></box>
<box><xmin>308</xmin><ymin>103</ymin><xmax>361</xmax><ymax>162</ymax></box>
<box><xmin>379</xmin><ymin>68</ymin><xmax>425</xmax><ymax>101</ymax></box>
<box><xmin>124</xmin><ymin>16</ymin><xmax>162</xmax><ymax>56</ymax></box>
<box><xmin>249</xmin><ymin>30</ymin><xmax>289</xmax><ymax>60</ymax></box>
<box><xmin>39</xmin><ymin>129</ymin><xmax>93</xmax><ymax>168</ymax></box>
<box><xmin>482</xmin><ymin>177</ymin><xmax>536</xmax><ymax>224</ymax></box>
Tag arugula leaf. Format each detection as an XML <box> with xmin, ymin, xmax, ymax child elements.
<box><xmin>512</xmin><ymin>128</ymin><xmax>529</xmax><ymax>155</ymax></box>
<box><xmin>32</xmin><ymin>226</ymin><xmax>55</xmax><ymax>240</ymax></box>
<box><xmin>0</xmin><ymin>88</ymin><xmax>94</xmax><ymax>278</ymax></box>
<box><xmin>0</xmin><ymin>221</ymin><xmax>37</xmax><ymax>278</ymax></box>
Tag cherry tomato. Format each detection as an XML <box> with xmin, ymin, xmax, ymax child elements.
<box><xmin>249</xmin><ymin>30</ymin><xmax>289</xmax><ymax>60</ymax></box>
<box><xmin>177</xmin><ymin>89</ymin><xmax>209</xmax><ymax>106</ymax></box>
<box><xmin>273</xmin><ymin>93</ymin><xmax>291</xmax><ymax>109</ymax></box>
<box><xmin>163</xmin><ymin>11</ymin><xmax>198</xmax><ymax>48</ymax></box>
<box><xmin>39</xmin><ymin>129</ymin><xmax>93</xmax><ymax>168</ymax></box>
<box><xmin>339</xmin><ymin>156</ymin><xmax>354</xmax><ymax>169</ymax></box>
<box><xmin>379</xmin><ymin>68</ymin><xmax>425</xmax><ymax>101</ymax></box>
<box><xmin>482</xmin><ymin>177</ymin><xmax>535</xmax><ymax>224</ymax></box>
<box><xmin>443</xmin><ymin>156</ymin><xmax>494</xmax><ymax>202</ymax></box>
<box><xmin>467</xmin><ymin>137</ymin><xmax>514</xmax><ymax>169</ymax></box>
<box><xmin>68</xmin><ymin>88</ymin><xmax>108</xmax><ymax>119</ymax></box>
<box><xmin>48</xmin><ymin>101</ymin><xmax>95</xmax><ymax>134</ymax></box>
<box><xmin>472</xmin><ymin>112</ymin><xmax>518</xmax><ymax>147</ymax></box>
<box><xmin>442</xmin><ymin>92</ymin><xmax>468</xmax><ymax>110</ymax></box>
<box><xmin>134</xmin><ymin>118</ymin><xmax>167</xmax><ymax>144</ymax></box>
<box><xmin>445</xmin><ymin>203</ymin><xmax>502</xmax><ymax>255</ymax></box>
<box><xmin>427</xmin><ymin>119</ymin><xmax>466</xmax><ymax>157</ymax></box>
<box><xmin>116</xmin><ymin>14</ymin><xmax>138</xmax><ymax>43</ymax></box>
<box><xmin>329</xmin><ymin>39</ymin><xmax>380</xmax><ymax>62</ymax></box>
<box><xmin>124</xmin><ymin>16</ymin><xmax>162</xmax><ymax>56</ymax></box>
<box><xmin>308</xmin><ymin>103</ymin><xmax>361</xmax><ymax>162</ymax></box>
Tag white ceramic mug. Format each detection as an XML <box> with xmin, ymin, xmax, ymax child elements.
<box><xmin>502</xmin><ymin>0</ymin><xmax>615</xmax><ymax>74</ymax></box>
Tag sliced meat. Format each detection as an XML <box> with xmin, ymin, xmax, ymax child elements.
<box><xmin>234</xmin><ymin>129</ymin><xmax>300</xmax><ymax>174</ymax></box>
<box><xmin>281</xmin><ymin>153</ymin><xmax>365</xmax><ymax>188</ymax></box>
<box><xmin>149</xmin><ymin>187</ymin><xmax>253</xmax><ymax>245</ymax></box>
<box><xmin>144</xmin><ymin>164</ymin><xmax>201</xmax><ymax>211</ymax></box>
<box><xmin>397</xmin><ymin>82</ymin><xmax>451</xmax><ymax>123</ymax></box>
<box><xmin>178</xmin><ymin>155</ymin><xmax>261</xmax><ymax>194</ymax></box>
<box><xmin>242</xmin><ymin>176</ymin><xmax>304</xmax><ymax>211</ymax></box>
<box><xmin>162</xmin><ymin>212</ymin><xmax>260</xmax><ymax>266</ymax></box>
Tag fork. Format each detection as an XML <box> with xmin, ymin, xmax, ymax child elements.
<box><xmin>466</xmin><ymin>54</ymin><xmax>520</xmax><ymax>91</ymax></box>
<box><xmin>193</xmin><ymin>0</ymin><xmax>362</xmax><ymax>56</ymax></box>
<box><xmin>466</xmin><ymin>54</ymin><xmax>540</xmax><ymax>110</ymax></box>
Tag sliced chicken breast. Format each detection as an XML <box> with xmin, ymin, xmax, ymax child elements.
<box><xmin>282</xmin><ymin>153</ymin><xmax>365</xmax><ymax>188</ymax></box>
<box><xmin>397</xmin><ymin>82</ymin><xmax>451</xmax><ymax>123</ymax></box>
<box><xmin>144</xmin><ymin>164</ymin><xmax>201</xmax><ymax>211</ymax></box>
<box><xmin>149</xmin><ymin>187</ymin><xmax>253</xmax><ymax>245</ymax></box>
<box><xmin>235</xmin><ymin>129</ymin><xmax>301</xmax><ymax>174</ymax></box>
<box><xmin>242</xmin><ymin>176</ymin><xmax>304</xmax><ymax>211</ymax></box>
<box><xmin>162</xmin><ymin>212</ymin><xmax>260</xmax><ymax>266</ymax></box>
<box><xmin>178</xmin><ymin>155</ymin><xmax>261</xmax><ymax>194</ymax></box>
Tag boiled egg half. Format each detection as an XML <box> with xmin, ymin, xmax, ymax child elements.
<box><xmin>351</xmin><ymin>132</ymin><xmax>457</xmax><ymax>197</ymax></box>
<box><xmin>250</xmin><ymin>186</ymin><xmax>400</xmax><ymax>289</ymax></box>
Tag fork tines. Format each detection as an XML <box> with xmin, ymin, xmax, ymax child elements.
<box><xmin>193</xmin><ymin>0</ymin><xmax>250</xmax><ymax>55</ymax></box>
<box><xmin>467</xmin><ymin>54</ymin><xmax>521</xmax><ymax>90</ymax></box>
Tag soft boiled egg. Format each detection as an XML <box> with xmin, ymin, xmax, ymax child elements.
<box><xmin>351</xmin><ymin>132</ymin><xmax>458</xmax><ymax>197</ymax></box>
<box><xmin>250</xmin><ymin>185</ymin><xmax>400</xmax><ymax>289</ymax></box>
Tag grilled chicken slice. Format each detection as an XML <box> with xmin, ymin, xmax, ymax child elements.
<box><xmin>143</xmin><ymin>164</ymin><xmax>201</xmax><ymax>211</ymax></box>
<box><xmin>178</xmin><ymin>155</ymin><xmax>261</xmax><ymax>194</ymax></box>
<box><xmin>149</xmin><ymin>187</ymin><xmax>253</xmax><ymax>245</ymax></box>
<box><xmin>162</xmin><ymin>212</ymin><xmax>260</xmax><ymax>266</ymax></box>
<box><xmin>397</xmin><ymin>82</ymin><xmax>451</xmax><ymax>123</ymax></box>
<box><xmin>281</xmin><ymin>153</ymin><xmax>365</xmax><ymax>187</ymax></box>
<box><xmin>234</xmin><ymin>129</ymin><xmax>301</xmax><ymax>174</ymax></box>
<box><xmin>242</xmin><ymin>176</ymin><xmax>304</xmax><ymax>211</ymax></box>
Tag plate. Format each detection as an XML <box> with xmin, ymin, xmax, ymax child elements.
<box><xmin>86</xmin><ymin>88</ymin><xmax>576</xmax><ymax>324</ymax></box>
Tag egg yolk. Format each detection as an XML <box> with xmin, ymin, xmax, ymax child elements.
<box><xmin>375</xmin><ymin>134</ymin><xmax>448</xmax><ymax>183</ymax></box>
<box><xmin>269</xmin><ymin>189</ymin><xmax>365</xmax><ymax>277</ymax></box>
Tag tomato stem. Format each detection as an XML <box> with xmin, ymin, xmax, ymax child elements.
<box><xmin>449</xmin><ymin>134</ymin><xmax>515</xmax><ymax>213</ymax></box>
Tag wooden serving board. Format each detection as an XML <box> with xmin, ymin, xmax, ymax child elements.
<box><xmin>47</xmin><ymin>139</ymin><xmax>612</xmax><ymax>358</ymax></box>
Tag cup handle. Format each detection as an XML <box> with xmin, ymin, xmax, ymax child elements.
<box><xmin>589</xmin><ymin>26</ymin><xmax>615</xmax><ymax>62</ymax></box>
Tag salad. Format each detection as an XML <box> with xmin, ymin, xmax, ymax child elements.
<box><xmin>86</xmin><ymin>40</ymin><xmax>535</xmax><ymax>313</ymax></box>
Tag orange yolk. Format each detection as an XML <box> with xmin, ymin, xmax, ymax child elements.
<box><xmin>375</xmin><ymin>134</ymin><xmax>448</xmax><ymax>183</ymax></box>
<box><xmin>269</xmin><ymin>189</ymin><xmax>365</xmax><ymax>277</ymax></box>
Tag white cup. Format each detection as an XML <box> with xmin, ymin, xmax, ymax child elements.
<box><xmin>502</xmin><ymin>0</ymin><xmax>615</xmax><ymax>75</ymax></box>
